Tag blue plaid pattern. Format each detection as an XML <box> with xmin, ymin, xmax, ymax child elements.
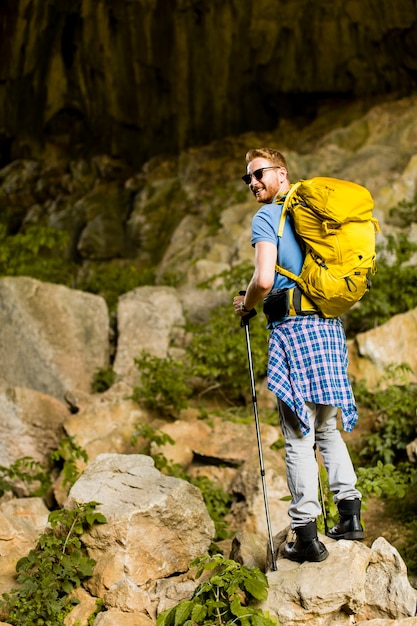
<box><xmin>267</xmin><ymin>316</ymin><xmax>358</xmax><ymax>435</ymax></box>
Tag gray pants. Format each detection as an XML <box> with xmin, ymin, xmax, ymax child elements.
<box><xmin>278</xmin><ymin>399</ymin><xmax>361</xmax><ymax>529</ymax></box>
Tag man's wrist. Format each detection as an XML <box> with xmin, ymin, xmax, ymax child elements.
<box><xmin>241</xmin><ymin>302</ymin><xmax>250</xmax><ymax>313</ymax></box>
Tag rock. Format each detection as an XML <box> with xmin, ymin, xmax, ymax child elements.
<box><xmin>66</xmin><ymin>453</ymin><xmax>215</xmax><ymax>599</ymax></box>
<box><xmin>229</xmin><ymin>530</ymin><xmax>268</xmax><ymax>570</ymax></box>
<box><xmin>63</xmin><ymin>588</ymin><xmax>99</xmax><ymax>626</ymax></box>
<box><xmin>356</xmin><ymin>617</ymin><xmax>417</xmax><ymax>626</ymax></box>
<box><xmin>0</xmin><ymin>277</ymin><xmax>110</xmax><ymax>400</ymax></box>
<box><xmin>260</xmin><ymin>534</ymin><xmax>417</xmax><ymax>626</ymax></box>
<box><xmin>127</xmin><ymin>175</ymin><xmax>192</xmax><ymax>268</ymax></box>
<box><xmin>348</xmin><ymin>308</ymin><xmax>417</xmax><ymax>388</ymax></box>
<box><xmin>0</xmin><ymin>497</ymin><xmax>49</xmax><ymax>597</ymax></box>
<box><xmin>229</xmin><ymin>447</ymin><xmax>290</xmax><ymax>539</ymax></box>
<box><xmin>63</xmin><ymin>382</ymin><xmax>147</xmax><ymax>465</ymax></box>
<box><xmin>406</xmin><ymin>438</ymin><xmax>417</xmax><ymax>464</ymax></box>
<box><xmin>152</xmin><ymin>571</ymin><xmax>199</xmax><ymax>617</ymax></box>
<box><xmin>113</xmin><ymin>286</ymin><xmax>185</xmax><ymax>386</ymax></box>
<box><xmin>76</xmin><ymin>184</ymin><xmax>131</xmax><ymax>260</ymax></box>
<box><xmin>94</xmin><ymin>611</ymin><xmax>154</xmax><ymax>625</ymax></box>
<box><xmin>356</xmin><ymin>537</ymin><xmax>417</xmax><ymax>621</ymax></box>
<box><xmin>0</xmin><ymin>384</ymin><xmax>69</xmax><ymax>469</ymax></box>
<box><xmin>155</xmin><ymin>415</ymin><xmax>278</xmax><ymax>468</ymax></box>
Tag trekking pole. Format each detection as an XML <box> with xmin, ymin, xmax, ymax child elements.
<box><xmin>314</xmin><ymin>443</ymin><xmax>328</xmax><ymax>534</ymax></box>
<box><xmin>239</xmin><ymin>292</ymin><xmax>277</xmax><ymax>572</ymax></box>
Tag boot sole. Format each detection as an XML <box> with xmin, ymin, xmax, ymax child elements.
<box><xmin>326</xmin><ymin>531</ymin><xmax>364</xmax><ymax>541</ymax></box>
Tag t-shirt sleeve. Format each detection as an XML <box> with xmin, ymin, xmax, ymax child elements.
<box><xmin>251</xmin><ymin>208</ymin><xmax>278</xmax><ymax>247</ymax></box>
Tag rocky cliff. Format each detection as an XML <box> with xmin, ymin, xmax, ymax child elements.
<box><xmin>1</xmin><ymin>0</ymin><xmax>417</xmax><ymax>166</ymax></box>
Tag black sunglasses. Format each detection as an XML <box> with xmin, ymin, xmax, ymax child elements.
<box><xmin>242</xmin><ymin>166</ymin><xmax>282</xmax><ymax>185</ymax></box>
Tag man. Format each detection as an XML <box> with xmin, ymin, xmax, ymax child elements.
<box><xmin>234</xmin><ymin>148</ymin><xmax>364</xmax><ymax>563</ymax></box>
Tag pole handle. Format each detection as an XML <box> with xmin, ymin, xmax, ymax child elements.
<box><xmin>238</xmin><ymin>291</ymin><xmax>257</xmax><ymax>326</ymax></box>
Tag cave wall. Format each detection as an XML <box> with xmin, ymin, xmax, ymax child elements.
<box><xmin>1</xmin><ymin>0</ymin><xmax>417</xmax><ymax>167</ymax></box>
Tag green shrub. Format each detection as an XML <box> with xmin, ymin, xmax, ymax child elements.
<box><xmin>353</xmin><ymin>374</ymin><xmax>417</xmax><ymax>465</ymax></box>
<box><xmin>356</xmin><ymin>461</ymin><xmax>417</xmax><ymax>499</ymax></box>
<box><xmin>186</xmin><ymin>302</ymin><xmax>268</xmax><ymax>402</ymax></box>
<box><xmin>75</xmin><ymin>261</ymin><xmax>155</xmax><ymax>311</ymax></box>
<box><xmin>0</xmin><ymin>456</ymin><xmax>51</xmax><ymax>498</ymax></box>
<box><xmin>349</xmin><ymin>369</ymin><xmax>417</xmax><ymax>578</ymax></box>
<box><xmin>0</xmin><ymin>224</ymin><xmax>76</xmax><ymax>285</ymax></box>
<box><xmin>0</xmin><ymin>437</ymin><xmax>88</xmax><ymax>499</ymax></box>
<box><xmin>156</xmin><ymin>553</ymin><xmax>279</xmax><ymax>626</ymax></box>
<box><xmin>131</xmin><ymin>351</ymin><xmax>192</xmax><ymax>415</ymax></box>
<box><xmin>132</xmin><ymin>423</ymin><xmax>183</xmax><ymax>476</ymax></box>
<box><xmin>49</xmin><ymin>435</ymin><xmax>89</xmax><ymax>492</ymax></box>
<box><xmin>0</xmin><ymin>503</ymin><xmax>106</xmax><ymax>626</ymax></box>
<box><xmin>191</xmin><ymin>475</ymin><xmax>233</xmax><ymax>542</ymax></box>
<box><xmin>92</xmin><ymin>366</ymin><xmax>116</xmax><ymax>393</ymax></box>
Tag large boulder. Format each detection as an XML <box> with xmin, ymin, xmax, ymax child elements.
<box><xmin>113</xmin><ymin>286</ymin><xmax>185</xmax><ymax>386</ymax></box>
<box><xmin>66</xmin><ymin>453</ymin><xmax>215</xmax><ymax>616</ymax></box>
<box><xmin>261</xmin><ymin>535</ymin><xmax>417</xmax><ymax>626</ymax></box>
<box><xmin>0</xmin><ymin>277</ymin><xmax>110</xmax><ymax>400</ymax></box>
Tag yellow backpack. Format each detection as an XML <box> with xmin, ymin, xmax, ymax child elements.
<box><xmin>275</xmin><ymin>177</ymin><xmax>380</xmax><ymax>318</ymax></box>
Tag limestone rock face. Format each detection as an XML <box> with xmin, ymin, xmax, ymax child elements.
<box><xmin>1</xmin><ymin>1</ymin><xmax>417</xmax><ymax>165</ymax></box>
<box><xmin>0</xmin><ymin>276</ymin><xmax>110</xmax><ymax>400</ymax></box>
<box><xmin>113</xmin><ymin>285</ymin><xmax>185</xmax><ymax>386</ymax></box>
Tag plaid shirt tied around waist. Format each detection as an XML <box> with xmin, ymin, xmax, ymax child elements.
<box><xmin>267</xmin><ymin>316</ymin><xmax>358</xmax><ymax>436</ymax></box>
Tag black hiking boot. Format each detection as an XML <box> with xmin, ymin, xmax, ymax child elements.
<box><xmin>326</xmin><ymin>498</ymin><xmax>365</xmax><ymax>541</ymax></box>
<box><xmin>283</xmin><ymin>520</ymin><xmax>329</xmax><ymax>563</ymax></box>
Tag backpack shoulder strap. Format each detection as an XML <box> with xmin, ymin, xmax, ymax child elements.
<box><xmin>275</xmin><ymin>181</ymin><xmax>303</xmax><ymax>280</ymax></box>
<box><xmin>276</xmin><ymin>181</ymin><xmax>302</xmax><ymax>238</ymax></box>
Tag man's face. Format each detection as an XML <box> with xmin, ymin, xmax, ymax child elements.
<box><xmin>245</xmin><ymin>157</ymin><xmax>285</xmax><ymax>204</ymax></box>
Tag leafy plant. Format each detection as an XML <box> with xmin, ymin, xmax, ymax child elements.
<box><xmin>132</xmin><ymin>423</ymin><xmax>183</xmax><ymax>476</ymax></box>
<box><xmin>356</xmin><ymin>461</ymin><xmax>417</xmax><ymax>499</ymax></box>
<box><xmin>0</xmin><ymin>437</ymin><xmax>88</xmax><ymax>500</ymax></box>
<box><xmin>131</xmin><ymin>351</ymin><xmax>192</xmax><ymax>415</ymax></box>
<box><xmin>75</xmin><ymin>261</ymin><xmax>156</xmax><ymax>311</ymax></box>
<box><xmin>383</xmin><ymin>483</ymin><xmax>417</xmax><ymax>581</ymax></box>
<box><xmin>0</xmin><ymin>456</ymin><xmax>51</xmax><ymax>498</ymax></box>
<box><xmin>353</xmin><ymin>375</ymin><xmax>417</xmax><ymax>465</ymax></box>
<box><xmin>179</xmin><ymin>261</ymin><xmax>268</xmax><ymax>403</ymax></box>
<box><xmin>49</xmin><ymin>436</ymin><xmax>89</xmax><ymax>492</ymax></box>
<box><xmin>0</xmin><ymin>502</ymin><xmax>106</xmax><ymax>626</ymax></box>
<box><xmin>314</xmin><ymin>463</ymin><xmax>340</xmax><ymax>534</ymax></box>
<box><xmin>387</xmin><ymin>194</ymin><xmax>417</xmax><ymax>227</ymax></box>
<box><xmin>191</xmin><ymin>475</ymin><xmax>233</xmax><ymax>542</ymax></box>
<box><xmin>186</xmin><ymin>301</ymin><xmax>268</xmax><ymax>402</ymax></box>
<box><xmin>349</xmin><ymin>368</ymin><xmax>417</xmax><ymax>578</ymax></box>
<box><xmin>0</xmin><ymin>223</ymin><xmax>76</xmax><ymax>285</ymax></box>
<box><xmin>156</xmin><ymin>553</ymin><xmax>279</xmax><ymax>626</ymax></box>
<box><xmin>92</xmin><ymin>366</ymin><xmax>116</xmax><ymax>393</ymax></box>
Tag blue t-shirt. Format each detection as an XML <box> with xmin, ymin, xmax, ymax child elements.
<box><xmin>251</xmin><ymin>201</ymin><xmax>304</xmax><ymax>291</ymax></box>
